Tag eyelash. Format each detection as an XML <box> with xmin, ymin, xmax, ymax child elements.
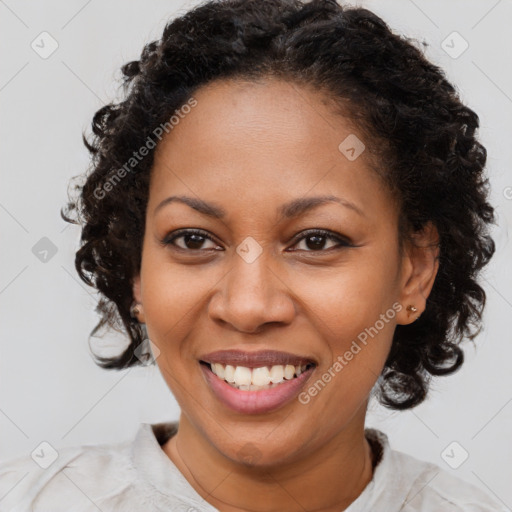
<box><xmin>161</xmin><ymin>228</ymin><xmax>352</xmax><ymax>253</ymax></box>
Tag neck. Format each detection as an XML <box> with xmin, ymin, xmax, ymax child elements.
<box><xmin>163</xmin><ymin>409</ymin><xmax>374</xmax><ymax>512</ymax></box>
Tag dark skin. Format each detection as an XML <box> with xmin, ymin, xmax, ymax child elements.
<box><xmin>132</xmin><ymin>78</ymin><xmax>439</xmax><ymax>511</ymax></box>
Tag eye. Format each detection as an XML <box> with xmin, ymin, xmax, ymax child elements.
<box><xmin>161</xmin><ymin>228</ymin><xmax>352</xmax><ymax>253</ymax></box>
<box><xmin>288</xmin><ymin>229</ymin><xmax>352</xmax><ymax>252</ymax></box>
<box><xmin>161</xmin><ymin>229</ymin><xmax>222</xmax><ymax>251</ymax></box>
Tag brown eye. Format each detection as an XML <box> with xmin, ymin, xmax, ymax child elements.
<box><xmin>162</xmin><ymin>229</ymin><xmax>221</xmax><ymax>251</ymax></box>
<box><xmin>289</xmin><ymin>229</ymin><xmax>352</xmax><ymax>252</ymax></box>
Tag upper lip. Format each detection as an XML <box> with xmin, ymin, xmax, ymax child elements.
<box><xmin>199</xmin><ymin>350</ymin><xmax>317</xmax><ymax>368</ymax></box>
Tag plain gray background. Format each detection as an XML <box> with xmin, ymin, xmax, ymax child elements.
<box><xmin>1</xmin><ymin>0</ymin><xmax>511</xmax><ymax>508</ymax></box>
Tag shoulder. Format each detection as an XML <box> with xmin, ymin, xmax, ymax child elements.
<box><xmin>365</xmin><ymin>429</ymin><xmax>507</xmax><ymax>512</ymax></box>
<box><xmin>0</xmin><ymin>436</ymin><xmax>137</xmax><ymax>511</ymax></box>
<box><xmin>395</xmin><ymin>451</ymin><xmax>505</xmax><ymax>511</ymax></box>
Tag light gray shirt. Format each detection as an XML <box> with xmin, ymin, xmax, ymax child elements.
<box><xmin>0</xmin><ymin>422</ymin><xmax>506</xmax><ymax>511</ymax></box>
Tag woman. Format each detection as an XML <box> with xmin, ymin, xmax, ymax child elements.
<box><xmin>0</xmin><ymin>0</ymin><xmax>505</xmax><ymax>510</ymax></box>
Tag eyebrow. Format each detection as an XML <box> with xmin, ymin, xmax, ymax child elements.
<box><xmin>153</xmin><ymin>194</ymin><xmax>365</xmax><ymax>220</ymax></box>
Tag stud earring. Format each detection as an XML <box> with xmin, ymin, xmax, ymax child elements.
<box><xmin>406</xmin><ymin>304</ymin><xmax>421</xmax><ymax>321</ymax></box>
<box><xmin>130</xmin><ymin>303</ymin><xmax>141</xmax><ymax>319</ymax></box>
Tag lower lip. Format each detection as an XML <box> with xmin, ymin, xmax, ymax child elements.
<box><xmin>200</xmin><ymin>363</ymin><xmax>315</xmax><ymax>414</ymax></box>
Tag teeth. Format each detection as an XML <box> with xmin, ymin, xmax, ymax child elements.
<box><xmin>269</xmin><ymin>365</ymin><xmax>284</xmax><ymax>383</ymax></box>
<box><xmin>284</xmin><ymin>365</ymin><xmax>295</xmax><ymax>380</ymax></box>
<box><xmin>250</xmin><ymin>383</ymin><xmax>269</xmax><ymax>390</ymax></box>
<box><xmin>208</xmin><ymin>362</ymin><xmax>311</xmax><ymax>390</ymax></box>
<box><xmin>224</xmin><ymin>364</ymin><xmax>235</xmax><ymax>383</ymax></box>
<box><xmin>213</xmin><ymin>363</ymin><xmax>225</xmax><ymax>379</ymax></box>
<box><xmin>252</xmin><ymin>366</ymin><xmax>270</xmax><ymax>386</ymax></box>
<box><xmin>233</xmin><ymin>366</ymin><xmax>252</xmax><ymax>386</ymax></box>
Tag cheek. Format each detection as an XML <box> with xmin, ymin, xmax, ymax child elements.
<box><xmin>291</xmin><ymin>254</ymin><xmax>398</xmax><ymax>342</ymax></box>
<box><xmin>140</xmin><ymin>259</ymin><xmax>209</xmax><ymax>402</ymax></box>
<box><xmin>291</xmin><ymin>259</ymin><xmax>397</xmax><ymax>405</ymax></box>
<box><xmin>139</xmin><ymin>249</ymin><xmax>223</xmax><ymax>360</ymax></box>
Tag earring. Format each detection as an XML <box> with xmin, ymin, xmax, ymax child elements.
<box><xmin>130</xmin><ymin>303</ymin><xmax>141</xmax><ymax>320</ymax></box>
<box><xmin>406</xmin><ymin>304</ymin><xmax>421</xmax><ymax>321</ymax></box>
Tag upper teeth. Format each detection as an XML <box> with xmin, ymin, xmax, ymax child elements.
<box><xmin>210</xmin><ymin>363</ymin><xmax>308</xmax><ymax>389</ymax></box>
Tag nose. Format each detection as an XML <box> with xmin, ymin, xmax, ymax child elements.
<box><xmin>208</xmin><ymin>250</ymin><xmax>296</xmax><ymax>334</ymax></box>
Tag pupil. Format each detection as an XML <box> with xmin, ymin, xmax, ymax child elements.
<box><xmin>306</xmin><ymin>235</ymin><xmax>325</xmax><ymax>250</ymax></box>
<box><xmin>186</xmin><ymin>234</ymin><xmax>204</xmax><ymax>249</ymax></box>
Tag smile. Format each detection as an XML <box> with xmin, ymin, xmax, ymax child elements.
<box><xmin>199</xmin><ymin>350</ymin><xmax>317</xmax><ymax>414</ymax></box>
<box><xmin>207</xmin><ymin>362</ymin><xmax>314</xmax><ymax>390</ymax></box>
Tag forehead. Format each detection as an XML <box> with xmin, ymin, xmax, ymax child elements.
<box><xmin>149</xmin><ymin>78</ymin><xmax>394</xmax><ymax>224</ymax></box>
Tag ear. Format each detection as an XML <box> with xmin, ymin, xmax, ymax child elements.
<box><xmin>396</xmin><ymin>221</ymin><xmax>440</xmax><ymax>325</ymax></box>
<box><xmin>132</xmin><ymin>274</ymin><xmax>146</xmax><ymax>323</ymax></box>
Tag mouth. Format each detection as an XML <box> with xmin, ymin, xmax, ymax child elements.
<box><xmin>199</xmin><ymin>350</ymin><xmax>317</xmax><ymax>414</ymax></box>
<box><xmin>199</xmin><ymin>360</ymin><xmax>315</xmax><ymax>390</ymax></box>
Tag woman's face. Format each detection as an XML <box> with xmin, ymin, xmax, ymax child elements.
<box><xmin>133</xmin><ymin>78</ymin><xmax>436</xmax><ymax>466</ymax></box>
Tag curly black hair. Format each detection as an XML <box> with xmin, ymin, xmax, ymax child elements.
<box><xmin>62</xmin><ymin>0</ymin><xmax>496</xmax><ymax>410</ymax></box>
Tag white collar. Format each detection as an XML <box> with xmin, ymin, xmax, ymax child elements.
<box><xmin>130</xmin><ymin>422</ymin><xmax>409</xmax><ymax>511</ymax></box>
